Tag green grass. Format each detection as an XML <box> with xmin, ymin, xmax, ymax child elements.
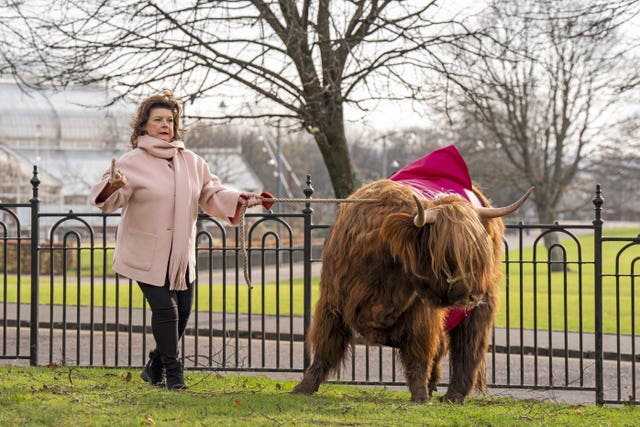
<box><xmin>0</xmin><ymin>276</ymin><xmax>319</xmax><ymax>316</ymax></box>
<box><xmin>497</xmin><ymin>227</ymin><xmax>640</xmax><ymax>334</ymax></box>
<box><xmin>0</xmin><ymin>366</ymin><xmax>637</xmax><ymax>426</ymax></box>
<box><xmin>2</xmin><ymin>228</ymin><xmax>639</xmax><ymax>334</ymax></box>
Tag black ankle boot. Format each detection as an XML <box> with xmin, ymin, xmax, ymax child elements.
<box><xmin>140</xmin><ymin>349</ymin><xmax>164</xmax><ymax>386</ymax></box>
<box><xmin>161</xmin><ymin>353</ymin><xmax>187</xmax><ymax>390</ymax></box>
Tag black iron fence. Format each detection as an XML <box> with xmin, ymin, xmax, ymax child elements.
<box><xmin>1</xmin><ymin>168</ymin><xmax>638</xmax><ymax>406</ymax></box>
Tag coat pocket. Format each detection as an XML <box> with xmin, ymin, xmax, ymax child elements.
<box><xmin>118</xmin><ymin>229</ymin><xmax>157</xmax><ymax>271</ymax></box>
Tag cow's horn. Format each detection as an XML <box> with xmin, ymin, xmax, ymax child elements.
<box><xmin>476</xmin><ymin>187</ymin><xmax>534</xmax><ymax>218</ymax></box>
<box><xmin>412</xmin><ymin>194</ymin><xmax>438</xmax><ymax>227</ymax></box>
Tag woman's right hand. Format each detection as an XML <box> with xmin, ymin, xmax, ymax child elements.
<box><xmin>96</xmin><ymin>160</ymin><xmax>127</xmax><ymax>203</ymax></box>
<box><xmin>108</xmin><ymin>158</ymin><xmax>127</xmax><ymax>189</ymax></box>
<box><xmin>109</xmin><ymin>169</ymin><xmax>127</xmax><ymax>190</ymax></box>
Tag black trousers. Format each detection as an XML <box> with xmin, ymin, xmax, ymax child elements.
<box><xmin>137</xmin><ymin>273</ymin><xmax>193</xmax><ymax>360</ymax></box>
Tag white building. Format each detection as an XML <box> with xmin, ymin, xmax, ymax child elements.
<box><xmin>0</xmin><ymin>81</ymin><xmax>263</xmax><ymax>210</ymax></box>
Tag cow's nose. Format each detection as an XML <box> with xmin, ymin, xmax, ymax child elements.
<box><xmin>468</xmin><ymin>294</ymin><xmax>484</xmax><ymax>307</ymax></box>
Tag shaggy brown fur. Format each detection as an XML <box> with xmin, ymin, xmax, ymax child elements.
<box><xmin>291</xmin><ymin>180</ymin><xmax>505</xmax><ymax>404</ymax></box>
<box><xmin>427</xmin><ymin>188</ymin><xmax>504</xmax><ymax>403</ymax></box>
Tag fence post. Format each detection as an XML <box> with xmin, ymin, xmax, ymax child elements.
<box><xmin>29</xmin><ymin>166</ymin><xmax>40</xmax><ymax>366</ymax></box>
<box><xmin>592</xmin><ymin>184</ymin><xmax>604</xmax><ymax>405</ymax></box>
<box><xmin>302</xmin><ymin>175</ymin><xmax>314</xmax><ymax>369</ymax></box>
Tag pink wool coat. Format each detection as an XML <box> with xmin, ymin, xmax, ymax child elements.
<box><xmin>89</xmin><ymin>137</ymin><xmax>243</xmax><ymax>289</ymax></box>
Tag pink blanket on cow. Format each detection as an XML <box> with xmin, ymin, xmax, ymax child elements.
<box><xmin>389</xmin><ymin>144</ymin><xmax>479</xmax><ymax>331</ymax></box>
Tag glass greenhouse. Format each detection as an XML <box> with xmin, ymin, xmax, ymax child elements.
<box><xmin>0</xmin><ymin>81</ymin><xmax>263</xmax><ymax>211</ymax></box>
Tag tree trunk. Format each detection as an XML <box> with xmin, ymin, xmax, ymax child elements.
<box><xmin>311</xmin><ymin>109</ymin><xmax>358</xmax><ymax>199</ymax></box>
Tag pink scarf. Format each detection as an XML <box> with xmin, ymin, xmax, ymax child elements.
<box><xmin>137</xmin><ymin>135</ymin><xmax>191</xmax><ymax>291</ymax></box>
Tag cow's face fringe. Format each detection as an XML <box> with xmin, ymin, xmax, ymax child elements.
<box><xmin>427</xmin><ymin>198</ymin><xmax>494</xmax><ymax>302</ymax></box>
<box><xmin>382</xmin><ymin>194</ymin><xmax>499</xmax><ymax>308</ymax></box>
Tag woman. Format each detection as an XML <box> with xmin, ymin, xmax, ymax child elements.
<box><xmin>90</xmin><ymin>90</ymin><xmax>268</xmax><ymax>389</ymax></box>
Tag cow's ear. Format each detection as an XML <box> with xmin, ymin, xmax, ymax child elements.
<box><xmin>381</xmin><ymin>213</ymin><xmax>427</xmax><ymax>276</ymax></box>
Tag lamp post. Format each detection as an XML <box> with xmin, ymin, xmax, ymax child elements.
<box><xmin>374</xmin><ymin>129</ymin><xmax>417</xmax><ymax>178</ymax></box>
<box><xmin>382</xmin><ymin>135</ymin><xmax>388</xmax><ymax>178</ymax></box>
<box><xmin>373</xmin><ymin>129</ymin><xmax>397</xmax><ymax>179</ymax></box>
<box><xmin>275</xmin><ymin>119</ymin><xmax>282</xmax><ymax>209</ymax></box>
<box><xmin>258</xmin><ymin>120</ymin><xmax>289</xmax><ymax>212</ymax></box>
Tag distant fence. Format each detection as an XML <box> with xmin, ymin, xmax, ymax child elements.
<box><xmin>1</xmin><ymin>167</ymin><xmax>638</xmax><ymax>406</ymax></box>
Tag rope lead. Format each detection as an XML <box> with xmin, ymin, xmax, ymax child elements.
<box><xmin>239</xmin><ymin>196</ymin><xmax>378</xmax><ymax>288</ymax></box>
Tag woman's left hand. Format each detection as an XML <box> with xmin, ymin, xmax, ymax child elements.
<box><xmin>240</xmin><ymin>193</ymin><xmax>263</xmax><ymax>208</ymax></box>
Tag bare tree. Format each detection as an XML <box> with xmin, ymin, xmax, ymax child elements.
<box><xmin>1</xmin><ymin>1</ymin><xmax>487</xmax><ymax>198</ymax></box>
<box><xmin>588</xmin><ymin>115</ymin><xmax>640</xmax><ymax>220</ymax></box>
<box><xmin>427</xmin><ymin>0</ymin><xmax>639</xmax><ymax>228</ymax></box>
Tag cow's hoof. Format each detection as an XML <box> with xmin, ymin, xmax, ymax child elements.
<box><xmin>440</xmin><ymin>393</ymin><xmax>465</xmax><ymax>405</ymax></box>
<box><xmin>410</xmin><ymin>394</ymin><xmax>429</xmax><ymax>404</ymax></box>
<box><xmin>291</xmin><ymin>384</ymin><xmax>316</xmax><ymax>395</ymax></box>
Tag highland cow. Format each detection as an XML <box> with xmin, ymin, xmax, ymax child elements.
<box><xmin>292</xmin><ymin>145</ymin><xmax>532</xmax><ymax>404</ymax></box>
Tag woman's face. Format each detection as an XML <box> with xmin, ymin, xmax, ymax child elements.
<box><xmin>143</xmin><ymin>107</ymin><xmax>174</xmax><ymax>142</ymax></box>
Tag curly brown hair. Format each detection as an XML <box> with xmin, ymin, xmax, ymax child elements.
<box><xmin>129</xmin><ymin>89</ymin><xmax>184</xmax><ymax>147</ymax></box>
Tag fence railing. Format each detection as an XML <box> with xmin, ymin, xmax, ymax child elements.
<box><xmin>1</xmin><ymin>168</ymin><xmax>638</xmax><ymax>406</ymax></box>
